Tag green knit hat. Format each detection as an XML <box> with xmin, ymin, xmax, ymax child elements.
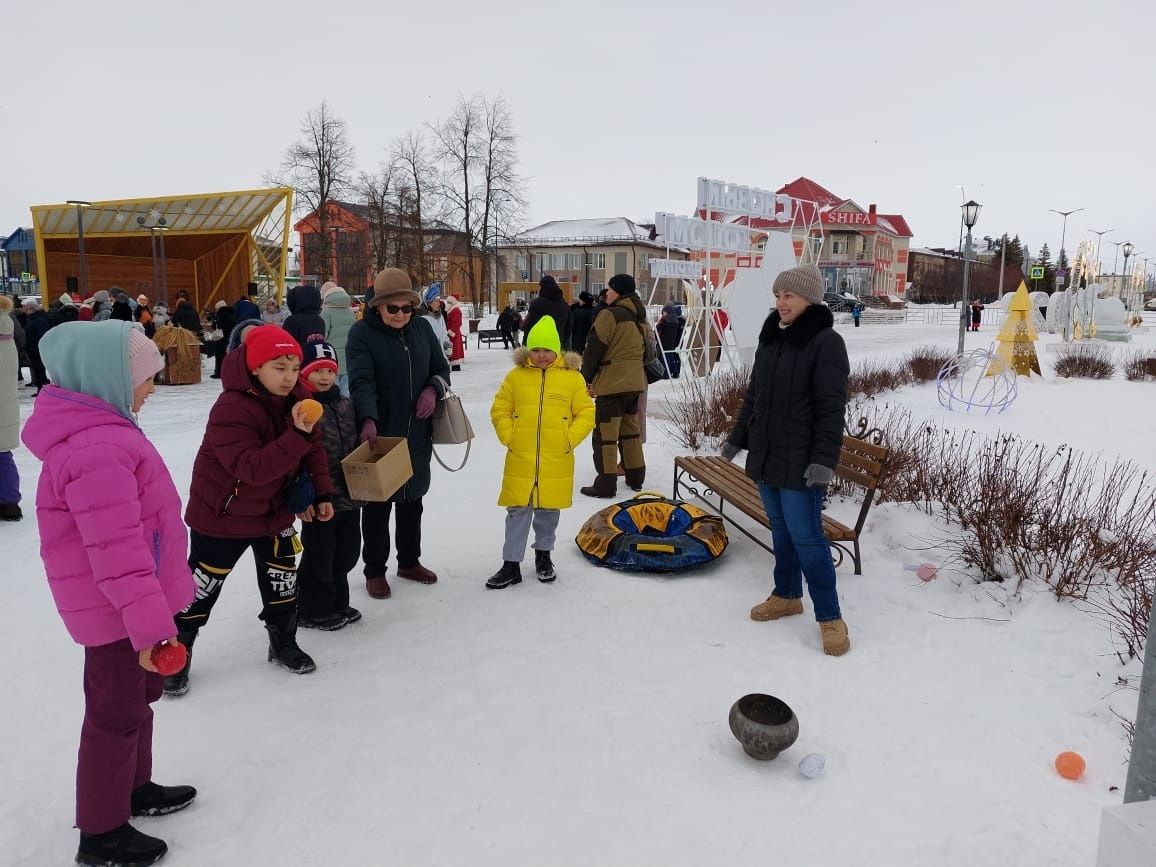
<box><xmin>525</xmin><ymin>317</ymin><xmax>561</xmax><ymax>355</ymax></box>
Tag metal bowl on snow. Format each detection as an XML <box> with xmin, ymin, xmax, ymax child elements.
<box><xmin>728</xmin><ymin>693</ymin><xmax>799</xmax><ymax>761</ymax></box>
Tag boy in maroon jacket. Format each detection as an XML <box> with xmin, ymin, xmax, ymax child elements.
<box><xmin>167</xmin><ymin>326</ymin><xmax>334</xmax><ymax>696</ymax></box>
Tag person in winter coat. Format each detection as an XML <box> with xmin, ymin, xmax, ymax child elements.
<box><xmin>135</xmin><ymin>296</ymin><xmax>155</xmax><ymax>337</ymax></box>
<box><xmin>150</xmin><ymin>303</ymin><xmax>169</xmax><ymax>329</ymax></box>
<box><xmin>283</xmin><ymin>283</ymin><xmax>326</xmax><ymax>350</ymax></box>
<box><xmin>656</xmin><ymin>302</ymin><xmax>684</xmax><ymax>379</ymax></box>
<box><xmin>261</xmin><ymin>298</ymin><xmax>287</xmax><ymax>325</ymax></box>
<box><xmin>569</xmin><ymin>291</ymin><xmax>596</xmax><ymax>355</ymax></box>
<box><xmin>320</xmin><ymin>283</ymin><xmax>357</xmax><ymax>396</ymax></box>
<box><xmin>970</xmin><ymin>299</ymin><xmax>983</xmax><ymax>332</ymax></box>
<box><xmin>419</xmin><ymin>285</ymin><xmax>451</xmax><ymax>355</ymax></box>
<box><xmin>90</xmin><ymin>289</ymin><xmax>113</xmax><ymax>322</ymax></box>
<box><xmin>22</xmin><ymin>300</ymin><xmax>52</xmax><ymax>392</ymax></box>
<box><xmin>49</xmin><ymin>292</ymin><xmax>80</xmax><ymax>328</ymax></box>
<box><xmin>523</xmin><ymin>275</ymin><xmax>572</xmax><ymax>350</ymax></box>
<box><xmin>169</xmin><ymin>298</ymin><xmax>202</xmax><ymax>334</ymax></box>
<box><xmin>209</xmin><ymin>300</ymin><xmax>236</xmax><ymax>379</ymax></box>
<box><xmin>78</xmin><ymin>298</ymin><xmax>95</xmax><ymax>322</ymax></box>
<box><xmin>0</xmin><ymin>296</ymin><xmax>21</xmax><ymax>521</ymax></box>
<box><xmin>444</xmin><ymin>294</ymin><xmax>466</xmax><ymax>371</ymax></box>
<box><xmin>485</xmin><ymin>317</ymin><xmax>595</xmax><ymax>589</ymax></box>
<box><xmin>227</xmin><ymin>318</ymin><xmax>265</xmax><ymax>353</ymax></box>
<box><xmin>496</xmin><ymin>305</ymin><xmax>519</xmax><ymax>349</ymax></box>
<box><xmin>579</xmin><ymin>274</ymin><xmax>648</xmax><ymax>498</ymax></box>
<box><xmin>174</xmin><ymin>325</ymin><xmax>336</xmax><ymax>695</ymax></box>
<box><xmin>721</xmin><ymin>265</ymin><xmax>851</xmax><ymax>657</ymax></box>
<box><xmin>233</xmin><ymin>294</ymin><xmax>260</xmax><ymax>324</ymax></box>
<box><xmin>22</xmin><ymin>321</ymin><xmax>196</xmax><ymax>867</ymax></box>
<box><xmin>110</xmin><ymin>290</ymin><xmax>134</xmax><ymax>322</ymax></box>
<box><xmin>296</xmin><ymin>342</ymin><xmax>362</xmax><ymax>630</ymax></box>
<box><xmin>347</xmin><ymin>268</ymin><xmax>450</xmax><ymax>598</ymax></box>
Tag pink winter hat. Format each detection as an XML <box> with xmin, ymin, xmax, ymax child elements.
<box><xmin>128</xmin><ymin>326</ymin><xmax>164</xmax><ymax>387</ymax></box>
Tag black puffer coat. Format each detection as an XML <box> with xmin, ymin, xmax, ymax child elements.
<box><xmin>283</xmin><ymin>284</ymin><xmax>326</xmax><ymax>349</ymax></box>
<box><xmin>313</xmin><ymin>383</ymin><xmax>361</xmax><ymax>512</ymax></box>
<box><xmin>727</xmin><ymin>304</ymin><xmax>849</xmax><ymax>491</ymax></box>
<box><xmin>346</xmin><ymin>311</ymin><xmax>450</xmax><ymax>502</ymax></box>
<box><xmin>523</xmin><ymin>278</ymin><xmax>572</xmax><ymax>349</ymax></box>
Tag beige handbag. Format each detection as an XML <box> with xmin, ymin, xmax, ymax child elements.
<box><xmin>431</xmin><ymin>376</ymin><xmax>474</xmax><ymax>471</ymax></box>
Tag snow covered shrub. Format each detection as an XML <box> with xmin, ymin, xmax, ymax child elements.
<box><xmin>847</xmin><ymin>359</ymin><xmax>912</xmax><ymax>399</ymax></box>
<box><xmin>661</xmin><ymin>365</ymin><xmax>751</xmax><ymax>452</ymax></box>
<box><xmin>1121</xmin><ymin>349</ymin><xmax>1156</xmax><ymax>382</ymax></box>
<box><xmin>1053</xmin><ymin>345</ymin><xmax>1116</xmax><ymax>379</ymax></box>
<box><xmin>904</xmin><ymin>345</ymin><xmax>955</xmax><ymax>383</ymax></box>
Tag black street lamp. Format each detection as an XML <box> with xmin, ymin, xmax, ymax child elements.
<box><xmin>66</xmin><ymin>200</ymin><xmax>92</xmax><ymax>296</ymax></box>
<box><xmin>956</xmin><ymin>200</ymin><xmax>982</xmax><ymax>355</ymax></box>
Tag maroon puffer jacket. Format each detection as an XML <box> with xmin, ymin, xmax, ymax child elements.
<box><xmin>185</xmin><ymin>347</ymin><xmax>334</xmax><ymax>539</ymax></box>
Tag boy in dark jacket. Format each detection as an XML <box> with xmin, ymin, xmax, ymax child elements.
<box><xmin>523</xmin><ymin>275</ymin><xmax>572</xmax><ymax>350</ymax></box>
<box><xmin>296</xmin><ymin>342</ymin><xmax>362</xmax><ymax>630</ymax></box>
<box><xmin>168</xmin><ymin>326</ymin><xmax>335</xmax><ymax>696</ymax></box>
<box><xmin>283</xmin><ymin>284</ymin><xmax>326</xmax><ymax>349</ymax></box>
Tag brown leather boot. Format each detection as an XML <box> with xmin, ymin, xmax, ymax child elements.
<box><xmin>750</xmin><ymin>594</ymin><xmax>804</xmax><ymax>622</ymax></box>
<box><xmin>820</xmin><ymin>619</ymin><xmax>851</xmax><ymax>656</ymax></box>
<box><xmin>365</xmin><ymin>574</ymin><xmax>391</xmax><ymax>599</ymax></box>
<box><xmin>397</xmin><ymin>563</ymin><xmax>438</xmax><ymax>584</ymax></box>
<box><xmin>580</xmin><ymin>474</ymin><xmax>618</xmax><ymax>498</ymax></box>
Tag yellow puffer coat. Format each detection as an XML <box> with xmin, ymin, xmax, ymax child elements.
<box><xmin>491</xmin><ymin>349</ymin><xmax>596</xmax><ymax>509</ymax></box>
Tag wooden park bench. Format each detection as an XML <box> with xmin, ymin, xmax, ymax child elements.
<box><xmin>672</xmin><ymin>433</ymin><xmax>890</xmax><ymax>574</ymax></box>
<box><xmin>476</xmin><ymin>329</ymin><xmax>508</xmax><ymax>348</ymax></box>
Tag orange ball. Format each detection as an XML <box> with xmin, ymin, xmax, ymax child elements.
<box><xmin>298</xmin><ymin>399</ymin><xmax>323</xmax><ymax>424</ymax></box>
<box><xmin>1054</xmin><ymin>751</ymin><xmax>1085</xmax><ymax>780</ymax></box>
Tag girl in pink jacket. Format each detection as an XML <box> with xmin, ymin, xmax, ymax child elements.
<box><xmin>22</xmin><ymin>321</ymin><xmax>197</xmax><ymax>867</ymax></box>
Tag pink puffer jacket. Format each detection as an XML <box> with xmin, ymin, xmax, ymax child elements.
<box><xmin>22</xmin><ymin>387</ymin><xmax>194</xmax><ymax>650</ymax></box>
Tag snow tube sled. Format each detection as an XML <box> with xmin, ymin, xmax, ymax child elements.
<box><xmin>575</xmin><ymin>493</ymin><xmax>728</xmax><ymax>572</ymax></box>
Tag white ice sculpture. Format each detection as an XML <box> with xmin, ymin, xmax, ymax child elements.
<box><xmin>1046</xmin><ymin>289</ymin><xmax>1069</xmax><ymax>335</ymax></box>
<box><xmin>937</xmin><ymin>347</ymin><xmax>1017</xmax><ymax>415</ymax></box>
<box><xmin>1094</xmin><ymin>296</ymin><xmax>1131</xmax><ymax>342</ymax></box>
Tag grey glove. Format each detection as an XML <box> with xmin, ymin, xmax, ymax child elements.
<box><xmin>804</xmin><ymin>463</ymin><xmax>835</xmax><ymax>488</ymax></box>
<box><xmin>720</xmin><ymin>442</ymin><xmax>740</xmax><ymax>461</ymax></box>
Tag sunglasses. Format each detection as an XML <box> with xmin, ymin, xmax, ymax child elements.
<box><xmin>384</xmin><ymin>303</ymin><xmax>414</xmax><ymax>315</ymax></box>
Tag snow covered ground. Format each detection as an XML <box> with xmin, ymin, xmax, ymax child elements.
<box><xmin>2</xmin><ymin>316</ymin><xmax>1154</xmax><ymax>866</ymax></box>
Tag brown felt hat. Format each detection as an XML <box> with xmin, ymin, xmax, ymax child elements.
<box><xmin>369</xmin><ymin>268</ymin><xmax>421</xmax><ymax>308</ymax></box>
<box><xmin>772</xmin><ymin>265</ymin><xmax>825</xmax><ymax>306</ymax></box>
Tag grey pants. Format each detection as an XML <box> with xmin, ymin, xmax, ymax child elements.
<box><xmin>503</xmin><ymin>506</ymin><xmax>561</xmax><ymax>562</ymax></box>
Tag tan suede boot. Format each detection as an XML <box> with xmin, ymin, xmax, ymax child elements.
<box><xmin>820</xmin><ymin>619</ymin><xmax>851</xmax><ymax>656</ymax></box>
<box><xmin>750</xmin><ymin>594</ymin><xmax>804</xmax><ymax>622</ymax></box>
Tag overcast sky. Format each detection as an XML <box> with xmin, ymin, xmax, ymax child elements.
<box><xmin>3</xmin><ymin>0</ymin><xmax>1153</xmax><ymax>273</ymax></box>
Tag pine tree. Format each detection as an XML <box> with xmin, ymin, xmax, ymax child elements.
<box><xmin>1034</xmin><ymin>243</ymin><xmax>1056</xmax><ymax>293</ymax></box>
<box><xmin>1003</xmin><ymin>235</ymin><xmax>1025</xmax><ymax>269</ymax></box>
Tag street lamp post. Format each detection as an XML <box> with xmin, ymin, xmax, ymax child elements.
<box><xmin>155</xmin><ymin>220</ymin><xmax>170</xmax><ymax>301</ymax></box>
<box><xmin>956</xmin><ymin>200</ymin><xmax>982</xmax><ymax>356</ymax></box>
<box><xmin>1050</xmin><ymin>208</ymin><xmax>1084</xmax><ymax>342</ymax></box>
<box><xmin>1089</xmin><ymin>228</ymin><xmax>1113</xmax><ymax>281</ymax></box>
<box><xmin>66</xmin><ymin>200</ymin><xmax>92</xmax><ymax>297</ymax></box>
<box><xmin>1121</xmin><ymin>242</ymin><xmax>1134</xmax><ymax>310</ymax></box>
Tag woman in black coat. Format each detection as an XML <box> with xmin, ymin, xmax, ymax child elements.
<box><xmin>346</xmin><ymin>268</ymin><xmax>450</xmax><ymax>600</ymax></box>
<box><xmin>722</xmin><ymin>265</ymin><xmax>851</xmax><ymax>656</ymax></box>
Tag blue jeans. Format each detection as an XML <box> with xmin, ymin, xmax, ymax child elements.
<box><xmin>757</xmin><ymin>483</ymin><xmax>841</xmax><ymax>622</ymax></box>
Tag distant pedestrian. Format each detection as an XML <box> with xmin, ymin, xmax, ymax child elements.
<box><xmin>970</xmin><ymin>300</ymin><xmax>983</xmax><ymax>332</ymax></box>
<box><xmin>851</xmin><ymin>305</ymin><xmax>861</xmax><ymax>328</ymax></box>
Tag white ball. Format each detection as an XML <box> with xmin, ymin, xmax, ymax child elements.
<box><xmin>798</xmin><ymin>753</ymin><xmax>826</xmax><ymax>779</ymax></box>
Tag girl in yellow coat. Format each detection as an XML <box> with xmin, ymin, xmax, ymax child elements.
<box><xmin>486</xmin><ymin>317</ymin><xmax>595</xmax><ymax>588</ymax></box>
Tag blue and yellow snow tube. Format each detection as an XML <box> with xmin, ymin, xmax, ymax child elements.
<box><xmin>575</xmin><ymin>493</ymin><xmax>728</xmax><ymax>573</ymax></box>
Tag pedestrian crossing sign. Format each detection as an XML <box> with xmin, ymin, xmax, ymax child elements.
<box><xmin>1029</xmin><ymin>266</ymin><xmax>1045</xmax><ymax>280</ymax></box>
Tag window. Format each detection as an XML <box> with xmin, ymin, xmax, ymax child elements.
<box><xmin>831</xmin><ymin>240</ymin><xmax>848</xmax><ymax>255</ymax></box>
<box><xmin>565</xmin><ymin>252</ymin><xmax>583</xmax><ymax>270</ymax></box>
<box><xmin>613</xmin><ymin>252</ymin><xmax>628</xmax><ymax>274</ymax></box>
<box><xmin>591</xmin><ymin>282</ymin><xmax>605</xmax><ymax>295</ymax></box>
<box><xmin>514</xmin><ymin>254</ymin><xmax>528</xmax><ymax>271</ymax></box>
<box><xmin>589</xmin><ymin>252</ymin><xmax>606</xmax><ymax>269</ymax></box>
<box><xmin>639</xmin><ymin>253</ymin><xmax>651</xmax><ymax>271</ymax></box>
<box><xmin>551</xmin><ymin>253</ymin><xmax>567</xmax><ymax>271</ymax></box>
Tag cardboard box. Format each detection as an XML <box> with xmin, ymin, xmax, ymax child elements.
<box><xmin>341</xmin><ymin>437</ymin><xmax>413</xmax><ymax>502</ymax></box>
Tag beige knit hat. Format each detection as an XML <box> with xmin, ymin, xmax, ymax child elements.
<box><xmin>772</xmin><ymin>265</ymin><xmax>825</xmax><ymax>306</ymax></box>
<box><xmin>369</xmin><ymin>268</ymin><xmax>421</xmax><ymax>308</ymax></box>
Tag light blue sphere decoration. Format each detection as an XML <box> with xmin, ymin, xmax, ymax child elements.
<box><xmin>936</xmin><ymin>346</ymin><xmax>1017</xmax><ymax>415</ymax></box>
<box><xmin>798</xmin><ymin>753</ymin><xmax>826</xmax><ymax>779</ymax></box>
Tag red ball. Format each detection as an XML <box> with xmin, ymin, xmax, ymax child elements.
<box><xmin>151</xmin><ymin>642</ymin><xmax>188</xmax><ymax>676</ymax></box>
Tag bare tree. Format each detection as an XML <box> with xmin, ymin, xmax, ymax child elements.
<box><xmin>430</xmin><ymin>95</ymin><xmax>484</xmax><ymax>305</ymax></box>
<box><xmin>478</xmin><ymin>96</ymin><xmax>526</xmax><ymax>307</ymax></box>
<box><xmin>391</xmin><ymin>130</ymin><xmax>441</xmax><ymax>286</ymax></box>
<box><xmin>266</xmin><ymin>100</ymin><xmax>356</xmax><ymax>283</ymax></box>
<box><xmin>358</xmin><ymin>163</ymin><xmax>397</xmax><ymax>273</ymax></box>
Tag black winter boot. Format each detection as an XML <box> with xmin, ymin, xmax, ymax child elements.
<box><xmin>0</xmin><ymin>503</ymin><xmax>22</xmax><ymax>522</ymax></box>
<box><xmin>266</xmin><ymin>616</ymin><xmax>316</xmax><ymax>674</ymax></box>
<box><xmin>485</xmin><ymin>561</ymin><xmax>522</xmax><ymax>590</ymax></box>
<box><xmin>76</xmin><ymin>823</ymin><xmax>167</xmax><ymax>866</ymax></box>
<box><xmin>299</xmin><ymin>612</ymin><xmax>347</xmax><ymax>631</ymax></box>
<box><xmin>131</xmin><ymin>781</ymin><xmax>197</xmax><ymax>817</ymax></box>
<box><xmin>535</xmin><ymin>550</ymin><xmax>556</xmax><ymax>583</ymax></box>
<box><xmin>162</xmin><ymin>630</ymin><xmax>197</xmax><ymax>698</ymax></box>
<box><xmin>580</xmin><ymin>474</ymin><xmax>618</xmax><ymax>499</ymax></box>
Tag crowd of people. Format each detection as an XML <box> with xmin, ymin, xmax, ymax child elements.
<box><xmin>3</xmin><ymin>260</ymin><xmax>851</xmax><ymax>865</ymax></box>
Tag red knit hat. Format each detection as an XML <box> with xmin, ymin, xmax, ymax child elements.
<box><xmin>244</xmin><ymin>325</ymin><xmax>302</xmax><ymax>370</ymax></box>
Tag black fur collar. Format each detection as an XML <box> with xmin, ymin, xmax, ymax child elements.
<box><xmin>758</xmin><ymin>304</ymin><xmax>834</xmax><ymax>346</ymax></box>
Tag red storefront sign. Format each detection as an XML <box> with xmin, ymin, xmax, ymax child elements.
<box><xmin>821</xmin><ymin>211</ymin><xmax>876</xmax><ymax>227</ymax></box>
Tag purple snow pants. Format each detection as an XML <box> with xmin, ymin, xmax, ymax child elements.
<box><xmin>76</xmin><ymin>639</ymin><xmax>163</xmax><ymax>834</ymax></box>
<box><xmin>0</xmin><ymin>451</ymin><xmax>19</xmax><ymax>504</ymax></box>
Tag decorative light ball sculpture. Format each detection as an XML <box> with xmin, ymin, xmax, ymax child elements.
<box><xmin>937</xmin><ymin>347</ymin><xmax>1017</xmax><ymax>415</ymax></box>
